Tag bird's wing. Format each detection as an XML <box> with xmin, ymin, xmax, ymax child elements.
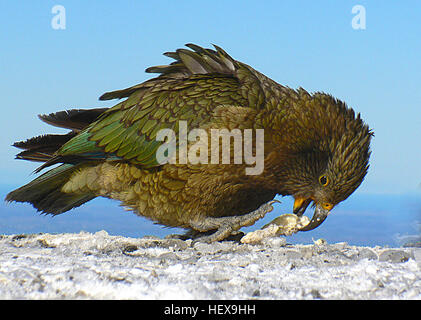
<box><xmin>38</xmin><ymin>108</ymin><xmax>109</xmax><ymax>132</ymax></box>
<box><xmin>41</xmin><ymin>44</ymin><xmax>268</xmax><ymax>170</ymax></box>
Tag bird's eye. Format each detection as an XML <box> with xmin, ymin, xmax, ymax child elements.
<box><xmin>319</xmin><ymin>175</ymin><xmax>329</xmax><ymax>187</ymax></box>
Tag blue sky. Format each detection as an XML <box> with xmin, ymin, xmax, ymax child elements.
<box><xmin>0</xmin><ymin>1</ymin><xmax>420</xmax><ymax>243</ymax></box>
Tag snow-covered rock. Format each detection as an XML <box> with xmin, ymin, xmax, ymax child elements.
<box><xmin>0</xmin><ymin>231</ymin><xmax>420</xmax><ymax>299</ymax></box>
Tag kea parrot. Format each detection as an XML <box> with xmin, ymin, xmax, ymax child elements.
<box><xmin>6</xmin><ymin>44</ymin><xmax>372</xmax><ymax>242</ymax></box>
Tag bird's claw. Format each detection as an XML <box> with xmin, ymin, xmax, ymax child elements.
<box><xmin>189</xmin><ymin>201</ymin><xmax>278</xmax><ymax>243</ymax></box>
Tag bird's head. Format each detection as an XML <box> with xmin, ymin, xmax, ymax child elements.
<box><xmin>275</xmin><ymin>92</ymin><xmax>373</xmax><ymax>231</ymax></box>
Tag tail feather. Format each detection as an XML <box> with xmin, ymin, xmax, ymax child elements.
<box><xmin>12</xmin><ymin>108</ymin><xmax>108</xmax><ymax>163</ymax></box>
<box><xmin>5</xmin><ymin>164</ymin><xmax>95</xmax><ymax>214</ymax></box>
<box><xmin>6</xmin><ymin>108</ymin><xmax>105</xmax><ymax>214</ymax></box>
<box><xmin>14</xmin><ymin>133</ymin><xmax>77</xmax><ymax>162</ymax></box>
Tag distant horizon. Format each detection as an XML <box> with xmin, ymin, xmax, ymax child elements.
<box><xmin>1</xmin><ymin>184</ymin><xmax>419</xmax><ymax>247</ymax></box>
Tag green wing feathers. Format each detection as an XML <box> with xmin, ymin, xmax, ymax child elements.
<box><xmin>6</xmin><ymin>43</ymin><xmax>272</xmax><ymax>215</ymax></box>
<box><xmin>10</xmin><ymin>44</ymin><xmax>270</xmax><ymax>173</ymax></box>
<box><xmin>56</xmin><ymin>44</ymin><xmax>266</xmax><ymax>168</ymax></box>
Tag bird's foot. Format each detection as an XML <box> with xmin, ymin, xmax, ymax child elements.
<box><xmin>166</xmin><ymin>230</ymin><xmax>244</xmax><ymax>242</ymax></box>
<box><xmin>165</xmin><ymin>230</ymin><xmax>199</xmax><ymax>241</ymax></box>
<box><xmin>190</xmin><ymin>200</ymin><xmax>278</xmax><ymax>243</ymax></box>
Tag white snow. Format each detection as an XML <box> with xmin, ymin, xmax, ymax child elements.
<box><xmin>0</xmin><ymin>231</ymin><xmax>420</xmax><ymax>299</ymax></box>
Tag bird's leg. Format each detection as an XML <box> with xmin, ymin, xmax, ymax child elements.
<box><xmin>165</xmin><ymin>229</ymin><xmax>202</xmax><ymax>241</ymax></box>
<box><xmin>166</xmin><ymin>229</ymin><xmax>245</xmax><ymax>242</ymax></box>
<box><xmin>190</xmin><ymin>200</ymin><xmax>278</xmax><ymax>243</ymax></box>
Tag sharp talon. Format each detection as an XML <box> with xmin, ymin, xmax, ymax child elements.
<box><xmin>189</xmin><ymin>201</ymin><xmax>277</xmax><ymax>242</ymax></box>
<box><xmin>192</xmin><ymin>226</ymin><xmax>232</xmax><ymax>243</ymax></box>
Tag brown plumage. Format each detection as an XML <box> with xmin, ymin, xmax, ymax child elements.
<box><xmin>6</xmin><ymin>44</ymin><xmax>372</xmax><ymax>242</ymax></box>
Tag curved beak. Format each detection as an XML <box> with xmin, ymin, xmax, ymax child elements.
<box><xmin>299</xmin><ymin>203</ymin><xmax>330</xmax><ymax>231</ymax></box>
<box><xmin>293</xmin><ymin>197</ymin><xmax>312</xmax><ymax>216</ymax></box>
